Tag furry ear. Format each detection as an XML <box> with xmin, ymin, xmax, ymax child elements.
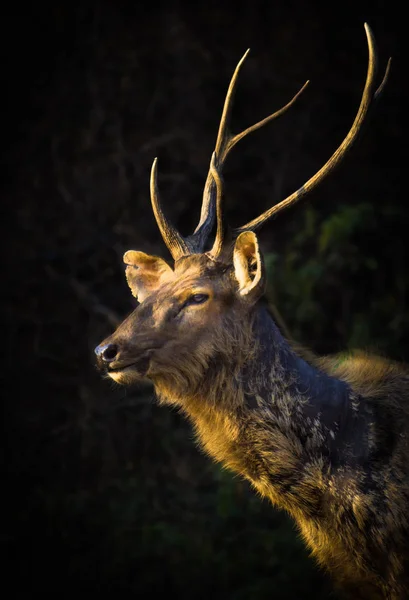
<box><xmin>123</xmin><ymin>251</ymin><xmax>173</xmax><ymax>302</ymax></box>
<box><xmin>233</xmin><ymin>231</ymin><xmax>265</xmax><ymax>302</ymax></box>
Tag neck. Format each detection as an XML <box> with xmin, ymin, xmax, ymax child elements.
<box><xmin>155</xmin><ymin>304</ymin><xmax>368</xmax><ymax>516</ymax></box>
<box><xmin>243</xmin><ymin>306</ymin><xmax>354</xmax><ymax>434</ymax></box>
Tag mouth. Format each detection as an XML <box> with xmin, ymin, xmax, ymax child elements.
<box><xmin>106</xmin><ymin>355</ymin><xmax>152</xmax><ymax>378</ymax></box>
<box><xmin>108</xmin><ymin>362</ymin><xmax>136</xmax><ymax>373</ymax></box>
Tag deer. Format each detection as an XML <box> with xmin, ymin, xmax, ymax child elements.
<box><xmin>95</xmin><ymin>24</ymin><xmax>408</xmax><ymax>600</ymax></box>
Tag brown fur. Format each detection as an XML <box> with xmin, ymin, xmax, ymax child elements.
<box><xmin>96</xmin><ymin>249</ymin><xmax>409</xmax><ymax>600</ymax></box>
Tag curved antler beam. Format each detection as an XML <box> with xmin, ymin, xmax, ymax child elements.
<box><xmin>190</xmin><ymin>51</ymin><xmax>309</xmax><ymax>255</ymax></box>
<box><xmin>235</xmin><ymin>23</ymin><xmax>391</xmax><ymax>234</ymax></box>
<box><xmin>208</xmin><ymin>152</ymin><xmax>224</xmax><ymax>257</ymax></box>
<box><xmin>150</xmin><ymin>158</ymin><xmax>191</xmax><ymax>260</ymax></box>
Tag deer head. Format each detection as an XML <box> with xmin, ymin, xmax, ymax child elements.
<box><xmin>95</xmin><ymin>24</ymin><xmax>389</xmax><ymax>402</ymax></box>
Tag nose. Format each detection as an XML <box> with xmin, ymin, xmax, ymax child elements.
<box><xmin>94</xmin><ymin>342</ymin><xmax>119</xmax><ymax>363</ymax></box>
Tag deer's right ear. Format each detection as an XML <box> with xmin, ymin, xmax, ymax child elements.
<box><xmin>233</xmin><ymin>231</ymin><xmax>266</xmax><ymax>302</ymax></box>
<box><xmin>123</xmin><ymin>251</ymin><xmax>173</xmax><ymax>302</ymax></box>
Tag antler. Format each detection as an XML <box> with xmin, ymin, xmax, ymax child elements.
<box><xmin>150</xmin><ymin>23</ymin><xmax>390</xmax><ymax>261</ymax></box>
<box><xmin>150</xmin><ymin>51</ymin><xmax>309</xmax><ymax>260</ymax></box>
<box><xmin>192</xmin><ymin>52</ymin><xmax>309</xmax><ymax>257</ymax></box>
<box><xmin>234</xmin><ymin>23</ymin><xmax>391</xmax><ymax>235</ymax></box>
<box><xmin>150</xmin><ymin>158</ymin><xmax>190</xmax><ymax>259</ymax></box>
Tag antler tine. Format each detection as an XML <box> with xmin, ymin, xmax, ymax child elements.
<box><xmin>208</xmin><ymin>152</ymin><xmax>224</xmax><ymax>257</ymax></box>
<box><xmin>235</xmin><ymin>23</ymin><xmax>391</xmax><ymax>234</ymax></box>
<box><xmin>190</xmin><ymin>50</ymin><xmax>309</xmax><ymax>254</ymax></box>
<box><xmin>190</xmin><ymin>50</ymin><xmax>250</xmax><ymax>251</ymax></box>
<box><xmin>150</xmin><ymin>158</ymin><xmax>191</xmax><ymax>260</ymax></box>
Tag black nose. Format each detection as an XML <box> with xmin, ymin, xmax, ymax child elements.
<box><xmin>95</xmin><ymin>343</ymin><xmax>119</xmax><ymax>363</ymax></box>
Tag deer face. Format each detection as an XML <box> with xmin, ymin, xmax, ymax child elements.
<box><xmin>95</xmin><ymin>233</ymin><xmax>266</xmax><ymax>387</ymax></box>
<box><xmin>95</xmin><ymin>25</ymin><xmax>385</xmax><ymax>389</ymax></box>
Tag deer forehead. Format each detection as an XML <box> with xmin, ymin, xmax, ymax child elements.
<box><xmin>174</xmin><ymin>253</ymin><xmax>229</xmax><ymax>275</ymax></box>
<box><xmin>161</xmin><ymin>256</ymin><xmax>233</xmax><ymax>297</ymax></box>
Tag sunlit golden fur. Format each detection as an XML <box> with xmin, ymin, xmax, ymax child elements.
<box><xmin>97</xmin><ymin>246</ymin><xmax>409</xmax><ymax>600</ymax></box>
<box><xmin>319</xmin><ymin>350</ymin><xmax>409</xmax><ymax>403</ymax></box>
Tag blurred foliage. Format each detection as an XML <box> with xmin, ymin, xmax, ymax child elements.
<box><xmin>9</xmin><ymin>408</ymin><xmax>328</xmax><ymax>598</ymax></box>
<box><xmin>3</xmin><ymin>1</ymin><xmax>405</xmax><ymax>599</ymax></box>
<box><xmin>266</xmin><ymin>202</ymin><xmax>408</xmax><ymax>358</ymax></box>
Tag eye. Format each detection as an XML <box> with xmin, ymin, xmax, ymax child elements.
<box><xmin>186</xmin><ymin>293</ymin><xmax>209</xmax><ymax>306</ymax></box>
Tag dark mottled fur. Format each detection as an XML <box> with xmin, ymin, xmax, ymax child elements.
<box><xmin>97</xmin><ymin>253</ymin><xmax>409</xmax><ymax>599</ymax></box>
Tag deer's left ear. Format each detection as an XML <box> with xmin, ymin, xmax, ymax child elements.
<box><xmin>123</xmin><ymin>251</ymin><xmax>173</xmax><ymax>302</ymax></box>
<box><xmin>233</xmin><ymin>231</ymin><xmax>266</xmax><ymax>302</ymax></box>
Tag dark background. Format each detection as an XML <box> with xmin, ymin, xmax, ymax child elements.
<box><xmin>3</xmin><ymin>1</ymin><xmax>406</xmax><ymax>598</ymax></box>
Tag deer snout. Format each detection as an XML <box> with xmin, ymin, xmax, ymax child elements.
<box><xmin>95</xmin><ymin>337</ymin><xmax>154</xmax><ymax>382</ymax></box>
<box><xmin>95</xmin><ymin>342</ymin><xmax>119</xmax><ymax>364</ymax></box>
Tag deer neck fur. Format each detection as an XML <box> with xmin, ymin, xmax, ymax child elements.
<box><xmin>153</xmin><ymin>303</ymin><xmax>369</xmax><ymax>517</ymax></box>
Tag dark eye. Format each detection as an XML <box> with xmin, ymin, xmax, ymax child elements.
<box><xmin>187</xmin><ymin>293</ymin><xmax>209</xmax><ymax>305</ymax></box>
